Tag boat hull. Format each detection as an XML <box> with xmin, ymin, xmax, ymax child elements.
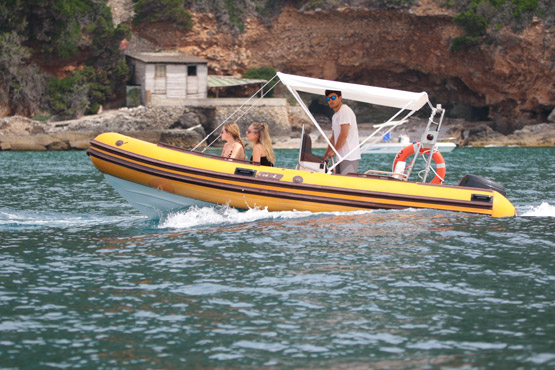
<box><xmin>87</xmin><ymin>133</ymin><xmax>516</xmax><ymax>218</ymax></box>
<box><xmin>104</xmin><ymin>174</ymin><xmax>212</xmax><ymax>218</ymax></box>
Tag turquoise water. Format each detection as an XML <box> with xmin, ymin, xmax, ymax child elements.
<box><xmin>1</xmin><ymin>148</ymin><xmax>554</xmax><ymax>369</ymax></box>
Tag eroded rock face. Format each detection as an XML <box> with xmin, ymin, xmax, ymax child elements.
<box><xmin>136</xmin><ymin>5</ymin><xmax>553</xmax><ymax>133</ymax></box>
<box><xmin>0</xmin><ymin>116</ymin><xmax>48</xmax><ymax>136</ymax></box>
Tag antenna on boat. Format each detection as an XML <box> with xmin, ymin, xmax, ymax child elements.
<box><xmin>192</xmin><ymin>75</ymin><xmax>282</xmax><ymax>152</ymax></box>
<box><xmin>418</xmin><ymin>104</ymin><xmax>446</xmax><ymax>183</ymax></box>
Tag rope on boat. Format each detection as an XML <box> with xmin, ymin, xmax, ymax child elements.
<box><xmin>418</xmin><ymin>166</ymin><xmax>443</xmax><ymax>183</ymax></box>
<box><xmin>192</xmin><ymin>74</ymin><xmax>282</xmax><ymax>152</ymax></box>
<box><xmin>416</xmin><ymin>149</ymin><xmax>445</xmax><ymax>183</ymax></box>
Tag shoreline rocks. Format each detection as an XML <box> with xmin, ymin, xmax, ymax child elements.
<box><xmin>1</xmin><ymin>105</ymin><xmax>554</xmax><ymax>151</ymax></box>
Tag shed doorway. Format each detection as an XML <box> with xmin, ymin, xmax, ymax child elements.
<box><xmin>187</xmin><ymin>65</ymin><xmax>198</xmax><ymax>95</ymax></box>
<box><xmin>154</xmin><ymin>64</ymin><xmax>166</xmax><ymax>94</ymax></box>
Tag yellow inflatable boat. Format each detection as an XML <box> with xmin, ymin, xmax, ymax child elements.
<box><xmin>88</xmin><ymin>132</ymin><xmax>515</xmax><ymax>218</ymax></box>
<box><xmin>87</xmin><ymin>73</ymin><xmax>516</xmax><ymax>218</ymax></box>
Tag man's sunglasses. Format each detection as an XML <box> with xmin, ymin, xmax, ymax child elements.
<box><xmin>326</xmin><ymin>96</ymin><xmax>337</xmax><ymax>101</ymax></box>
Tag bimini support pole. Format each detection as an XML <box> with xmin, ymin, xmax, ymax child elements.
<box><xmin>419</xmin><ymin>104</ymin><xmax>446</xmax><ymax>183</ymax></box>
<box><xmin>281</xmin><ymin>80</ymin><xmax>343</xmax><ymax>167</ymax></box>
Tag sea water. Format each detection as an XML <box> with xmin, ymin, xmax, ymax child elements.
<box><xmin>0</xmin><ymin>148</ymin><xmax>554</xmax><ymax>369</ymax></box>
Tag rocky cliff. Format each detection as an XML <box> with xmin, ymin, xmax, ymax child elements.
<box><xmin>1</xmin><ymin>0</ymin><xmax>553</xmax><ymax>151</ymax></box>
<box><xmin>132</xmin><ymin>1</ymin><xmax>553</xmax><ymax>134</ymax></box>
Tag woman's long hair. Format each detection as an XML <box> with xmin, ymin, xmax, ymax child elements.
<box><xmin>224</xmin><ymin>122</ymin><xmax>245</xmax><ymax>150</ymax></box>
<box><xmin>251</xmin><ymin>122</ymin><xmax>275</xmax><ymax>164</ymax></box>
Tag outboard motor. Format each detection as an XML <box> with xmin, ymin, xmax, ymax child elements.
<box><xmin>458</xmin><ymin>174</ymin><xmax>506</xmax><ymax>196</ymax></box>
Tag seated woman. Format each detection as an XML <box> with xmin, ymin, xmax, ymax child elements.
<box><xmin>246</xmin><ymin>122</ymin><xmax>275</xmax><ymax>167</ymax></box>
<box><xmin>220</xmin><ymin>122</ymin><xmax>246</xmax><ymax>160</ymax></box>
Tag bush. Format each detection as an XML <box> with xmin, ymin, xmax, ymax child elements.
<box><xmin>513</xmin><ymin>0</ymin><xmax>539</xmax><ymax>13</ymax></box>
<box><xmin>454</xmin><ymin>8</ymin><xmax>488</xmax><ymax>36</ymax></box>
<box><xmin>31</xmin><ymin>113</ymin><xmax>52</xmax><ymax>121</ymax></box>
<box><xmin>449</xmin><ymin>0</ymin><xmax>541</xmax><ymax>50</ymax></box>
<box><xmin>0</xmin><ymin>32</ymin><xmax>47</xmax><ymax>114</ymax></box>
<box><xmin>24</xmin><ymin>0</ymin><xmax>94</xmax><ymax>59</ymax></box>
<box><xmin>48</xmin><ymin>69</ymin><xmax>90</xmax><ymax>119</ymax></box>
<box><xmin>450</xmin><ymin>35</ymin><xmax>482</xmax><ymax>51</ymax></box>
<box><xmin>225</xmin><ymin>0</ymin><xmax>245</xmax><ymax>32</ymax></box>
<box><xmin>242</xmin><ymin>66</ymin><xmax>277</xmax><ymax>97</ymax></box>
<box><xmin>133</xmin><ymin>0</ymin><xmax>193</xmax><ymax>29</ymax></box>
<box><xmin>48</xmin><ymin>63</ymin><xmax>129</xmax><ymax>119</ymax></box>
<box><xmin>126</xmin><ymin>86</ymin><xmax>141</xmax><ymax>107</ymax></box>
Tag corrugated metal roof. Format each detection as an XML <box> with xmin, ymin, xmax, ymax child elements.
<box><xmin>125</xmin><ymin>51</ymin><xmax>207</xmax><ymax>64</ymax></box>
<box><xmin>208</xmin><ymin>76</ymin><xmax>267</xmax><ymax>88</ymax></box>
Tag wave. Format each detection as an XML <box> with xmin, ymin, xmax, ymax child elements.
<box><xmin>158</xmin><ymin>205</ymin><xmax>382</xmax><ymax>229</ymax></box>
<box><xmin>159</xmin><ymin>205</ymin><xmax>312</xmax><ymax>229</ymax></box>
<box><xmin>160</xmin><ymin>201</ymin><xmax>555</xmax><ymax>228</ymax></box>
<box><xmin>520</xmin><ymin>202</ymin><xmax>555</xmax><ymax>217</ymax></box>
<box><xmin>0</xmin><ymin>208</ymin><xmax>138</xmax><ymax>229</ymax></box>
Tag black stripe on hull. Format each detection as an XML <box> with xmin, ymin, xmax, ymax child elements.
<box><xmin>87</xmin><ymin>143</ymin><xmax>493</xmax><ymax>213</ymax></box>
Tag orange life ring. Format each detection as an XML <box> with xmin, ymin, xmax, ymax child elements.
<box><xmin>392</xmin><ymin>142</ymin><xmax>446</xmax><ymax>184</ymax></box>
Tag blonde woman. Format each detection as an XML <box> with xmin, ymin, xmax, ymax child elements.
<box><xmin>221</xmin><ymin>122</ymin><xmax>246</xmax><ymax>160</ymax></box>
<box><xmin>246</xmin><ymin>122</ymin><xmax>275</xmax><ymax>167</ymax></box>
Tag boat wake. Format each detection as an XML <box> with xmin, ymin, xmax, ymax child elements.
<box><xmin>159</xmin><ymin>201</ymin><xmax>555</xmax><ymax>229</ymax></box>
<box><xmin>158</xmin><ymin>205</ymin><xmax>379</xmax><ymax>229</ymax></box>
<box><xmin>159</xmin><ymin>205</ymin><xmax>312</xmax><ymax>229</ymax></box>
<box><xmin>0</xmin><ymin>208</ymin><xmax>139</xmax><ymax>230</ymax></box>
<box><xmin>520</xmin><ymin>202</ymin><xmax>555</xmax><ymax>217</ymax></box>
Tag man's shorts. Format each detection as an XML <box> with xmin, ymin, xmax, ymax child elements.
<box><xmin>337</xmin><ymin>160</ymin><xmax>360</xmax><ymax>175</ymax></box>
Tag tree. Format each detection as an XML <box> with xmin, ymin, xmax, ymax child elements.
<box><xmin>0</xmin><ymin>32</ymin><xmax>47</xmax><ymax>115</ymax></box>
<box><xmin>1</xmin><ymin>0</ymin><xmax>131</xmax><ymax>118</ymax></box>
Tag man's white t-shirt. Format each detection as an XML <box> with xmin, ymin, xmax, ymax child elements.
<box><xmin>331</xmin><ymin>104</ymin><xmax>361</xmax><ymax>161</ymax></box>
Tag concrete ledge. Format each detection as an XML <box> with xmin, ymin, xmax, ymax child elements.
<box><xmin>150</xmin><ymin>97</ymin><xmax>288</xmax><ymax>107</ymax></box>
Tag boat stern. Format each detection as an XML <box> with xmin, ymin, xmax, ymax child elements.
<box><xmin>491</xmin><ymin>192</ymin><xmax>517</xmax><ymax>217</ymax></box>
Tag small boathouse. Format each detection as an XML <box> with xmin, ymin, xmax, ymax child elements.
<box><xmin>126</xmin><ymin>51</ymin><xmax>208</xmax><ymax>105</ymax></box>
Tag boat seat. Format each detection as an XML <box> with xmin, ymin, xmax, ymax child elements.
<box><xmin>297</xmin><ymin>133</ymin><xmax>328</xmax><ymax>173</ymax></box>
<box><xmin>300</xmin><ymin>133</ymin><xmax>324</xmax><ymax>162</ymax></box>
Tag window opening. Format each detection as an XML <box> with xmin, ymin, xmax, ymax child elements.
<box><xmin>155</xmin><ymin>64</ymin><xmax>166</xmax><ymax>78</ymax></box>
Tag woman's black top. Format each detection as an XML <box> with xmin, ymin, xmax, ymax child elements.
<box><xmin>251</xmin><ymin>155</ymin><xmax>274</xmax><ymax>167</ymax></box>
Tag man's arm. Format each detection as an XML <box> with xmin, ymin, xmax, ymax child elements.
<box><xmin>324</xmin><ymin>124</ymin><xmax>350</xmax><ymax>159</ymax></box>
<box><xmin>334</xmin><ymin>124</ymin><xmax>350</xmax><ymax>152</ymax></box>
<box><xmin>324</xmin><ymin>132</ymin><xmax>335</xmax><ymax>159</ymax></box>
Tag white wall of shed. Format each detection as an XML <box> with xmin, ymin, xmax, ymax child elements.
<box><xmin>167</xmin><ymin>64</ymin><xmax>187</xmax><ymax>98</ymax></box>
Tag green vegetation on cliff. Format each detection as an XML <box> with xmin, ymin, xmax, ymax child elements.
<box><xmin>242</xmin><ymin>66</ymin><xmax>277</xmax><ymax>97</ymax></box>
<box><xmin>133</xmin><ymin>0</ymin><xmax>193</xmax><ymax>29</ymax></box>
<box><xmin>448</xmin><ymin>0</ymin><xmax>541</xmax><ymax>50</ymax></box>
<box><xmin>0</xmin><ymin>32</ymin><xmax>46</xmax><ymax>116</ymax></box>
<box><xmin>0</xmin><ymin>0</ymin><xmax>130</xmax><ymax>119</ymax></box>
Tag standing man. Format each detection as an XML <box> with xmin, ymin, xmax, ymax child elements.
<box><xmin>323</xmin><ymin>89</ymin><xmax>361</xmax><ymax>174</ymax></box>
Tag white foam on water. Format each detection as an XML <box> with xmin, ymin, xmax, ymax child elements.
<box><xmin>158</xmin><ymin>205</ymin><xmax>378</xmax><ymax>229</ymax></box>
<box><xmin>159</xmin><ymin>205</ymin><xmax>310</xmax><ymax>229</ymax></box>
<box><xmin>0</xmin><ymin>208</ymin><xmax>138</xmax><ymax>228</ymax></box>
<box><xmin>520</xmin><ymin>202</ymin><xmax>555</xmax><ymax>217</ymax></box>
